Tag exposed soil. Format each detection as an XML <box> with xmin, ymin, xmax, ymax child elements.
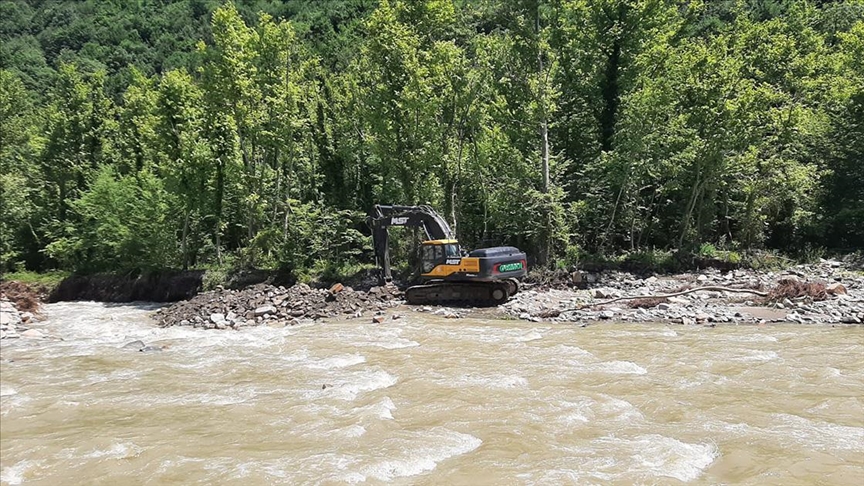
<box><xmin>0</xmin><ymin>281</ymin><xmax>48</xmax><ymax>313</ymax></box>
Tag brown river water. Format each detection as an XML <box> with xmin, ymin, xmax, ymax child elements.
<box><xmin>1</xmin><ymin>302</ymin><xmax>863</xmax><ymax>485</ymax></box>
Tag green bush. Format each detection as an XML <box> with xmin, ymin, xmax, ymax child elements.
<box><xmin>698</xmin><ymin>243</ymin><xmax>717</xmax><ymax>259</ymax></box>
<box><xmin>45</xmin><ymin>167</ymin><xmax>181</xmax><ymax>273</ymax></box>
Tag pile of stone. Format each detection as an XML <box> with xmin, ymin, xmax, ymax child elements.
<box><xmin>506</xmin><ymin>259</ymin><xmax>864</xmax><ymax>325</ymax></box>
<box><xmin>155</xmin><ymin>282</ymin><xmax>404</xmax><ymax>329</ymax></box>
<box><xmin>1</xmin><ymin>298</ymin><xmax>43</xmax><ymax>340</ymax></box>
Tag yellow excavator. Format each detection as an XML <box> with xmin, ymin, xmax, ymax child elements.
<box><xmin>368</xmin><ymin>205</ymin><xmax>527</xmax><ymax>305</ymax></box>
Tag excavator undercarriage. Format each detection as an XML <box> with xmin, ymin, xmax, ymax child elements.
<box><xmin>404</xmin><ymin>278</ymin><xmax>519</xmax><ymax>306</ymax></box>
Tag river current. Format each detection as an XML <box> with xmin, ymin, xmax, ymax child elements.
<box><xmin>1</xmin><ymin>302</ymin><xmax>862</xmax><ymax>485</ymax></box>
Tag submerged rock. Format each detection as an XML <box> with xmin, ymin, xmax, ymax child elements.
<box><xmin>20</xmin><ymin>329</ymin><xmax>45</xmax><ymax>339</ymax></box>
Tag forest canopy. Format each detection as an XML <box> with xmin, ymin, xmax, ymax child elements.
<box><xmin>1</xmin><ymin>0</ymin><xmax>863</xmax><ymax>276</ymax></box>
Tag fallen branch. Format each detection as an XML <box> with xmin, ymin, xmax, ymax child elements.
<box><xmin>569</xmin><ymin>286</ymin><xmax>769</xmax><ymax>310</ymax></box>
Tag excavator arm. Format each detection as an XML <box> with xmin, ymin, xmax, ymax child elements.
<box><xmin>367</xmin><ymin>205</ymin><xmax>455</xmax><ymax>284</ymax></box>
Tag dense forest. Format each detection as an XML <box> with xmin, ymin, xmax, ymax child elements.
<box><xmin>1</xmin><ymin>0</ymin><xmax>863</xmax><ymax>278</ymax></box>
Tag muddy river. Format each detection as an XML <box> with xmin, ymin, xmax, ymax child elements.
<box><xmin>1</xmin><ymin>302</ymin><xmax>862</xmax><ymax>485</ymax></box>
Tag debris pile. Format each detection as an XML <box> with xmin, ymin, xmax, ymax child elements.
<box><xmin>155</xmin><ymin>283</ymin><xmax>403</xmax><ymax>329</ymax></box>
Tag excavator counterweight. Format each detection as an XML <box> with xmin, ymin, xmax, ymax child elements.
<box><xmin>367</xmin><ymin>205</ymin><xmax>527</xmax><ymax>305</ymax></box>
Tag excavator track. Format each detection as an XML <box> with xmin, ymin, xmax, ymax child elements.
<box><xmin>405</xmin><ymin>280</ymin><xmax>515</xmax><ymax>306</ymax></box>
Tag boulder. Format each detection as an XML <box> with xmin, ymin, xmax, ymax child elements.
<box><xmin>20</xmin><ymin>329</ymin><xmax>45</xmax><ymax>339</ymax></box>
<box><xmin>254</xmin><ymin>305</ymin><xmax>277</xmax><ymax>316</ymax></box>
<box><xmin>372</xmin><ymin>316</ymin><xmax>385</xmax><ymax>324</ymax></box>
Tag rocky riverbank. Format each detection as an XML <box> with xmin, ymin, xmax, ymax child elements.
<box><xmin>0</xmin><ymin>297</ymin><xmax>45</xmax><ymax>340</ymax></box>
<box><xmin>152</xmin><ymin>258</ymin><xmax>863</xmax><ymax>329</ymax></box>
<box><xmin>504</xmin><ymin>259</ymin><xmax>864</xmax><ymax>325</ymax></box>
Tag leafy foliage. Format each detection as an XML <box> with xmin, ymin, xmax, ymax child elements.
<box><xmin>1</xmin><ymin>0</ymin><xmax>862</xmax><ymax>275</ymax></box>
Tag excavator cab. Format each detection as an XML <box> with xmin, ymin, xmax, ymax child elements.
<box><xmin>420</xmin><ymin>240</ymin><xmax>461</xmax><ymax>273</ymax></box>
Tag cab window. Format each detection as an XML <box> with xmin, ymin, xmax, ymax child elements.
<box><xmin>422</xmin><ymin>245</ymin><xmax>444</xmax><ymax>272</ymax></box>
<box><xmin>444</xmin><ymin>244</ymin><xmax>460</xmax><ymax>257</ymax></box>
<box><xmin>421</xmin><ymin>245</ymin><xmax>435</xmax><ymax>272</ymax></box>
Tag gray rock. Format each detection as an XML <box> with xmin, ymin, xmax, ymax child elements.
<box><xmin>255</xmin><ymin>305</ymin><xmax>277</xmax><ymax>316</ymax></box>
<box><xmin>657</xmin><ymin>303</ymin><xmax>672</xmax><ymax>311</ymax></box>
<box><xmin>140</xmin><ymin>345</ymin><xmax>163</xmax><ymax>352</ymax></box>
<box><xmin>210</xmin><ymin>313</ymin><xmax>226</xmax><ymax>324</ymax></box>
<box><xmin>599</xmin><ymin>310</ymin><xmax>614</xmax><ymax>319</ymax></box>
<box><xmin>841</xmin><ymin>316</ymin><xmax>861</xmax><ymax>324</ymax></box>
<box><xmin>0</xmin><ymin>309</ymin><xmax>22</xmax><ymax>327</ymax></box>
<box><xmin>594</xmin><ymin>288</ymin><xmax>618</xmax><ymax>299</ymax></box>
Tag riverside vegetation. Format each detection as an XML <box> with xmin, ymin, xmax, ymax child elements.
<box><xmin>1</xmin><ymin>0</ymin><xmax>863</xmax><ymax>283</ymax></box>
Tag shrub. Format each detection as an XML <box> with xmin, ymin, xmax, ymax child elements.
<box><xmin>698</xmin><ymin>243</ymin><xmax>717</xmax><ymax>259</ymax></box>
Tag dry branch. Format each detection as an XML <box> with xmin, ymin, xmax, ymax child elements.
<box><xmin>569</xmin><ymin>286</ymin><xmax>769</xmax><ymax>310</ymax></box>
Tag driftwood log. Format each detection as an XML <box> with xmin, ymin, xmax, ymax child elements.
<box><xmin>568</xmin><ymin>286</ymin><xmax>769</xmax><ymax>311</ymax></box>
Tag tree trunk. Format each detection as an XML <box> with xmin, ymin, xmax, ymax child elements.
<box><xmin>181</xmin><ymin>209</ymin><xmax>190</xmax><ymax>270</ymax></box>
<box><xmin>215</xmin><ymin>158</ymin><xmax>224</xmax><ymax>265</ymax></box>
<box><xmin>679</xmin><ymin>169</ymin><xmax>702</xmax><ymax>250</ymax></box>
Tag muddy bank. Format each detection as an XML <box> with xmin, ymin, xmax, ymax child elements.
<box><xmin>156</xmin><ymin>282</ymin><xmax>403</xmax><ymax>329</ymax></box>
<box><xmin>48</xmin><ymin>271</ymin><xmax>205</xmax><ymax>303</ymax></box>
